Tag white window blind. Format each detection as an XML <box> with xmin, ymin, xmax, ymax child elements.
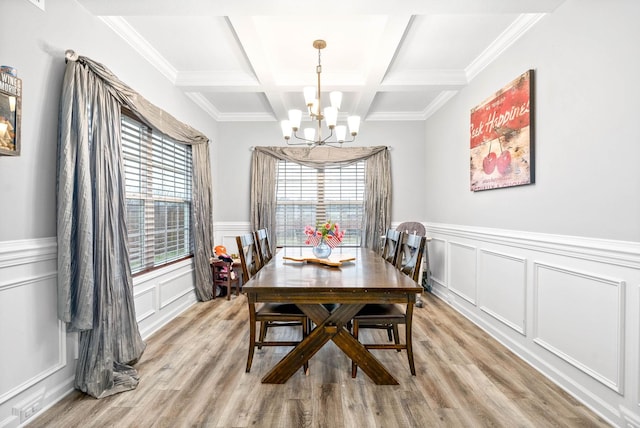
<box><xmin>275</xmin><ymin>160</ymin><xmax>365</xmax><ymax>247</ymax></box>
<box><xmin>121</xmin><ymin>114</ymin><xmax>193</xmax><ymax>274</ymax></box>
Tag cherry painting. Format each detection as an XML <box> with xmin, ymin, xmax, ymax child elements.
<box><xmin>470</xmin><ymin>70</ymin><xmax>534</xmax><ymax>191</ymax></box>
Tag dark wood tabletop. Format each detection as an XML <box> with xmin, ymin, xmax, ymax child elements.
<box><xmin>243</xmin><ymin>246</ymin><xmax>422</xmax><ymax>385</ymax></box>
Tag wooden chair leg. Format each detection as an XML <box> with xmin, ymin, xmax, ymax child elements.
<box><xmin>302</xmin><ymin>317</ymin><xmax>309</xmax><ymax>374</ymax></box>
<box><xmin>226</xmin><ymin>283</ymin><xmax>231</xmax><ymax>300</ymax></box>
<box><xmin>406</xmin><ymin>304</ymin><xmax>416</xmax><ymax>375</ymax></box>
<box><xmin>393</xmin><ymin>324</ymin><xmax>401</xmax><ymax>352</ymax></box>
<box><xmin>246</xmin><ymin>303</ymin><xmax>257</xmax><ymax>373</ymax></box>
<box><xmin>351</xmin><ymin>320</ymin><xmax>359</xmax><ymax>378</ymax></box>
<box><xmin>258</xmin><ymin>321</ymin><xmax>268</xmax><ymax>349</ymax></box>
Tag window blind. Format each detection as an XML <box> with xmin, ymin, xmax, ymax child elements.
<box><xmin>275</xmin><ymin>159</ymin><xmax>365</xmax><ymax>247</ymax></box>
<box><xmin>122</xmin><ymin>114</ymin><xmax>193</xmax><ymax>274</ymax></box>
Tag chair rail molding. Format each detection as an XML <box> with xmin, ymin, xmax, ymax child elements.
<box><xmin>426</xmin><ymin>223</ymin><xmax>640</xmax><ymax>269</ymax></box>
<box><xmin>214</xmin><ymin>221</ymin><xmax>252</xmax><ymax>253</ymax></box>
<box><xmin>0</xmin><ymin>237</ymin><xmax>56</xmax><ymax>268</ymax></box>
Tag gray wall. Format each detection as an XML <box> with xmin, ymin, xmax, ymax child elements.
<box><xmin>0</xmin><ymin>0</ymin><xmax>218</xmax><ymax>242</ymax></box>
<box><xmin>424</xmin><ymin>0</ymin><xmax>640</xmax><ymax>242</ymax></box>
<box><xmin>213</xmin><ymin>121</ymin><xmax>427</xmax><ymax>223</ymax></box>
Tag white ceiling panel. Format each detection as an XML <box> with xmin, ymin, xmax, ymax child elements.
<box><xmin>79</xmin><ymin>0</ymin><xmax>566</xmax><ymax>126</ymax></box>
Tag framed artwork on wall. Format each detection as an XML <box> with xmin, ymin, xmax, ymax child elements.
<box><xmin>470</xmin><ymin>69</ymin><xmax>534</xmax><ymax>191</ymax></box>
<box><xmin>0</xmin><ymin>70</ymin><xmax>22</xmax><ymax>156</ymax></box>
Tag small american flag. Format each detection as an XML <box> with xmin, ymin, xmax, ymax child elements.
<box><xmin>306</xmin><ymin>234</ymin><xmax>321</xmax><ymax>247</ymax></box>
<box><xmin>325</xmin><ymin>235</ymin><xmax>341</xmax><ymax>248</ymax></box>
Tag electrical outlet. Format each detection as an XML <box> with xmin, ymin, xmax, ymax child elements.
<box><xmin>27</xmin><ymin>0</ymin><xmax>45</xmax><ymax>11</ymax></box>
<box><xmin>12</xmin><ymin>388</ymin><xmax>45</xmax><ymax>423</ymax></box>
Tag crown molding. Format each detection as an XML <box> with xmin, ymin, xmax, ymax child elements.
<box><xmin>466</xmin><ymin>13</ymin><xmax>546</xmax><ymax>81</ymax></box>
<box><xmin>184</xmin><ymin>92</ymin><xmax>220</xmax><ymax>121</ymax></box>
<box><xmin>423</xmin><ymin>90</ymin><xmax>459</xmax><ymax>120</ymax></box>
<box><xmin>99</xmin><ymin>16</ymin><xmax>177</xmax><ymax>83</ymax></box>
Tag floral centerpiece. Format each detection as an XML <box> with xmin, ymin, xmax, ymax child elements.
<box><xmin>304</xmin><ymin>221</ymin><xmax>345</xmax><ymax>258</ymax></box>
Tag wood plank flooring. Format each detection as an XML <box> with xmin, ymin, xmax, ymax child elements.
<box><xmin>28</xmin><ymin>293</ymin><xmax>610</xmax><ymax>427</ymax></box>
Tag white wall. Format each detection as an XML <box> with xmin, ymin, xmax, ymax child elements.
<box><xmin>0</xmin><ymin>1</ymin><xmax>214</xmax><ymax>426</ymax></box>
<box><xmin>422</xmin><ymin>1</ymin><xmax>640</xmax><ymax>426</ymax></box>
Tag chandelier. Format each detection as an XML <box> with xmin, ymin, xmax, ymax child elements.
<box><xmin>280</xmin><ymin>39</ymin><xmax>360</xmax><ymax>147</ymax></box>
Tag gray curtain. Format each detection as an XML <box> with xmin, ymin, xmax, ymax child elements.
<box><xmin>250</xmin><ymin>146</ymin><xmax>390</xmax><ymax>252</ymax></box>
<box><xmin>57</xmin><ymin>51</ymin><xmax>213</xmax><ymax>398</ymax></box>
<box><xmin>250</xmin><ymin>150</ymin><xmax>279</xmax><ymax>248</ymax></box>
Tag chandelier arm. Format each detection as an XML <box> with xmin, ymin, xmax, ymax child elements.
<box><xmin>319</xmin><ymin>126</ymin><xmax>335</xmax><ymax>145</ymax></box>
<box><xmin>289</xmin><ymin>129</ymin><xmax>317</xmax><ymax>145</ymax></box>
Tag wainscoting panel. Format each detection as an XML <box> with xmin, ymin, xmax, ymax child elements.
<box><xmin>133</xmin><ymin>260</ymin><xmax>197</xmax><ymax>340</ymax></box>
<box><xmin>158</xmin><ymin>269</ymin><xmax>195</xmax><ymax>309</ymax></box>
<box><xmin>425</xmin><ymin>222</ymin><xmax>640</xmax><ymax>427</ymax></box>
<box><xmin>133</xmin><ymin>285</ymin><xmax>156</xmax><ymax>324</ymax></box>
<box><xmin>533</xmin><ymin>262</ymin><xmax>625</xmax><ymax>393</ymax></box>
<box><xmin>427</xmin><ymin>238</ymin><xmax>446</xmax><ymax>289</ymax></box>
<box><xmin>447</xmin><ymin>241</ymin><xmax>477</xmax><ymax>305</ymax></box>
<box><xmin>213</xmin><ymin>222</ymin><xmax>251</xmax><ymax>255</ymax></box>
<box><xmin>0</xmin><ymin>273</ymin><xmax>64</xmax><ymax>404</ymax></box>
<box><xmin>0</xmin><ymin>238</ymin><xmax>77</xmax><ymax>427</ymax></box>
<box><xmin>478</xmin><ymin>249</ymin><xmax>527</xmax><ymax>335</ymax></box>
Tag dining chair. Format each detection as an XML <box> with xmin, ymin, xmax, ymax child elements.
<box><xmin>254</xmin><ymin>228</ymin><xmax>273</xmax><ymax>266</ymax></box>
<box><xmin>355</xmin><ymin>227</ymin><xmax>400</xmax><ymax>342</ymax></box>
<box><xmin>236</xmin><ymin>233</ymin><xmax>310</xmax><ymax>374</ymax></box>
<box><xmin>395</xmin><ymin>221</ymin><xmax>426</xmax><ymax>237</ymax></box>
<box><xmin>211</xmin><ymin>259</ymin><xmax>241</xmax><ymax>300</ymax></box>
<box><xmin>380</xmin><ymin>228</ymin><xmax>402</xmax><ymax>265</ymax></box>
<box><xmin>351</xmin><ymin>232</ymin><xmax>426</xmax><ymax>377</ymax></box>
<box><xmin>396</xmin><ymin>221</ymin><xmax>432</xmax><ymax>298</ymax></box>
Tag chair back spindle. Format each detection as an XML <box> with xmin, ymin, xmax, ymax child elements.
<box><xmin>395</xmin><ymin>233</ymin><xmax>426</xmax><ymax>282</ymax></box>
<box><xmin>254</xmin><ymin>228</ymin><xmax>273</xmax><ymax>266</ymax></box>
<box><xmin>380</xmin><ymin>228</ymin><xmax>402</xmax><ymax>265</ymax></box>
<box><xmin>236</xmin><ymin>233</ymin><xmax>262</xmax><ymax>283</ymax></box>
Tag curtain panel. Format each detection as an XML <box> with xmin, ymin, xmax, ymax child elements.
<box><xmin>57</xmin><ymin>51</ymin><xmax>213</xmax><ymax>398</ymax></box>
<box><xmin>250</xmin><ymin>146</ymin><xmax>390</xmax><ymax>252</ymax></box>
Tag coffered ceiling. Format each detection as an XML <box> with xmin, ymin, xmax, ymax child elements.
<box><xmin>77</xmin><ymin>0</ymin><xmax>564</xmax><ymax>124</ymax></box>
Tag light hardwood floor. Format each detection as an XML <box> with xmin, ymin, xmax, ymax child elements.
<box><xmin>28</xmin><ymin>293</ymin><xmax>610</xmax><ymax>427</ymax></box>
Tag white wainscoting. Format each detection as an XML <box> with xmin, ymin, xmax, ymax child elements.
<box><xmin>448</xmin><ymin>241</ymin><xmax>478</xmax><ymax>305</ymax></box>
<box><xmin>479</xmin><ymin>249</ymin><xmax>527</xmax><ymax>336</ymax></box>
<box><xmin>425</xmin><ymin>222</ymin><xmax>640</xmax><ymax>428</ymax></box>
<box><xmin>213</xmin><ymin>222</ymin><xmax>252</xmax><ymax>255</ymax></box>
<box><xmin>533</xmin><ymin>262</ymin><xmax>625</xmax><ymax>393</ymax></box>
<box><xmin>133</xmin><ymin>259</ymin><xmax>198</xmax><ymax>341</ymax></box>
<box><xmin>0</xmin><ymin>238</ymin><xmax>75</xmax><ymax>428</ymax></box>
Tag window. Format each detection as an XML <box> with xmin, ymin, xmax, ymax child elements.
<box><xmin>275</xmin><ymin>160</ymin><xmax>365</xmax><ymax>247</ymax></box>
<box><xmin>121</xmin><ymin>114</ymin><xmax>193</xmax><ymax>274</ymax></box>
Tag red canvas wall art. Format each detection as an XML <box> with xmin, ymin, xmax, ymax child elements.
<box><xmin>470</xmin><ymin>70</ymin><xmax>534</xmax><ymax>191</ymax></box>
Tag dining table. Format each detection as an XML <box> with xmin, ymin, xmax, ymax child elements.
<box><xmin>242</xmin><ymin>246</ymin><xmax>423</xmax><ymax>385</ymax></box>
